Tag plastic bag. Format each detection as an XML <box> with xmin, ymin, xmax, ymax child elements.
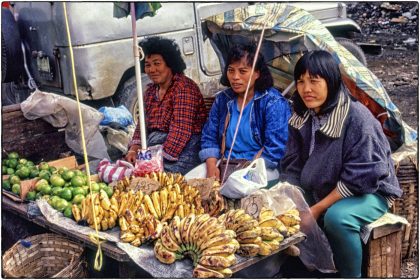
<box><xmin>245</xmin><ymin>182</ymin><xmax>336</xmax><ymax>274</ymax></box>
<box><xmin>220</xmin><ymin>158</ymin><xmax>267</xmax><ymax>199</ymax></box>
<box><xmin>98</xmin><ymin>105</ymin><xmax>133</xmax><ymax>127</ymax></box>
<box><xmin>100</xmin><ymin>124</ymin><xmax>136</xmax><ymax>154</ymax></box>
<box><xmin>20</xmin><ymin>89</ymin><xmax>109</xmax><ymax>160</ymax></box>
<box><xmin>133</xmin><ymin>145</ymin><xmax>164</xmax><ymax>177</ymax></box>
<box><xmin>97</xmin><ymin>159</ymin><xmax>134</xmax><ymax>183</ymax></box>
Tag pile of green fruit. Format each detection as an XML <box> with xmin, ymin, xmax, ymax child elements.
<box><xmin>2</xmin><ymin>152</ymin><xmax>40</xmax><ymax>195</ymax></box>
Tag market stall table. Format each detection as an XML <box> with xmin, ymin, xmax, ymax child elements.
<box><xmin>2</xmin><ymin>196</ymin><xmax>305</xmax><ymax>278</ymax></box>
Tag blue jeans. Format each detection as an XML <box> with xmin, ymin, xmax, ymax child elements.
<box><xmin>322</xmin><ymin>194</ymin><xmax>388</xmax><ymax>277</ymax></box>
<box><xmin>147</xmin><ymin>131</ymin><xmax>202</xmax><ymax>175</ymax></box>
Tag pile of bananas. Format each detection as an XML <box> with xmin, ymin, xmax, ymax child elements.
<box><xmin>257</xmin><ymin>207</ymin><xmax>285</xmax><ymax>255</ymax></box>
<box><xmin>218</xmin><ymin>209</ymin><xmax>261</xmax><ymax>257</ymax></box>
<box><xmin>144</xmin><ymin>171</ymin><xmax>186</xmax><ymax>187</ymax></box>
<box><xmin>277</xmin><ymin>208</ymin><xmax>301</xmax><ymax>237</ymax></box>
<box><xmin>154</xmin><ymin>213</ymin><xmax>239</xmax><ymax>278</ymax></box>
<box><xmin>72</xmin><ymin>189</ymin><xmax>118</xmax><ymax>231</ymax></box>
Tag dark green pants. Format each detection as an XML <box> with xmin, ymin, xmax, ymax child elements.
<box><xmin>322</xmin><ymin>194</ymin><xmax>388</xmax><ymax>277</ymax></box>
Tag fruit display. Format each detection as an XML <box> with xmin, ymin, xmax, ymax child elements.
<box><xmin>2</xmin><ymin>152</ymin><xmax>39</xmax><ymax>195</ymax></box>
<box><xmin>154</xmin><ymin>213</ymin><xmax>239</xmax><ymax>278</ymax></box>
<box><xmin>218</xmin><ymin>208</ymin><xmax>287</xmax><ymax>257</ymax></box>
<box><xmin>73</xmin><ymin>189</ymin><xmax>118</xmax><ymax>231</ymax></box>
<box><xmin>201</xmin><ymin>180</ymin><xmax>226</xmax><ymax>217</ymax></box>
<box><xmin>276</xmin><ymin>208</ymin><xmax>301</xmax><ymax>237</ymax></box>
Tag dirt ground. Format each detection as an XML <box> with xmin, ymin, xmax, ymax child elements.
<box><xmin>347</xmin><ymin>2</ymin><xmax>418</xmax><ymax>278</ymax></box>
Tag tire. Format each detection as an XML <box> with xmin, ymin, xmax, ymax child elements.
<box><xmin>113</xmin><ymin>76</ymin><xmax>149</xmax><ymax>124</ymax></box>
<box><xmin>1</xmin><ymin>7</ymin><xmax>24</xmax><ymax>83</ymax></box>
<box><xmin>336</xmin><ymin>37</ymin><xmax>367</xmax><ymax>66</ymax></box>
<box><xmin>1</xmin><ymin>82</ymin><xmax>31</xmax><ymax>105</ymax></box>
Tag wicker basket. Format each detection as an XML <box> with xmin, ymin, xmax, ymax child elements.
<box><xmin>392</xmin><ymin>156</ymin><xmax>418</xmax><ymax>259</ymax></box>
<box><xmin>2</xmin><ymin>233</ymin><xmax>87</xmax><ymax>278</ymax></box>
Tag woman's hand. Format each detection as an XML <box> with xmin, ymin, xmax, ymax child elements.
<box><xmin>125</xmin><ymin>145</ymin><xmax>140</xmax><ymax>164</ymax></box>
<box><xmin>310</xmin><ymin>187</ymin><xmax>343</xmax><ymax>220</ymax></box>
<box><xmin>206</xmin><ymin>158</ymin><xmax>220</xmax><ymax>180</ymax></box>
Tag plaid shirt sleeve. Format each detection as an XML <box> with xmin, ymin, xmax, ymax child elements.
<box><xmin>163</xmin><ymin>79</ymin><xmax>202</xmax><ymax>160</ymax></box>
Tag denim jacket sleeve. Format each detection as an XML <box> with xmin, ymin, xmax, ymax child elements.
<box><xmin>199</xmin><ymin>92</ymin><xmax>225</xmax><ymax>162</ymax></box>
<box><xmin>260</xmin><ymin>96</ymin><xmax>291</xmax><ymax>169</ymax></box>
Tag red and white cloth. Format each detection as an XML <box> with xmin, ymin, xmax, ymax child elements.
<box><xmin>97</xmin><ymin>159</ymin><xmax>134</xmax><ymax>183</ymax></box>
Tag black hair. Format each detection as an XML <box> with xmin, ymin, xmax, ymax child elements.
<box><xmin>292</xmin><ymin>50</ymin><xmax>343</xmax><ymax>115</ymax></box>
<box><xmin>220</xmin><ymin>44</ymin><xmax>273</xmax><ymax>92</ymax></box>
<box><xmin>139</xmin><ymin>36</ymin><xmax>186</xmax><ymax>74</ymax></box>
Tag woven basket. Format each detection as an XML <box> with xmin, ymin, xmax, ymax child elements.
<box><xmin>392</xmin><ymin>156</ymin><xmax>418</xmax><ymax>259</ymax></box>
<box><xmin>2</xmin><ymin>233</ymin><xmax>87</xmax><ymax>278</ymax></box>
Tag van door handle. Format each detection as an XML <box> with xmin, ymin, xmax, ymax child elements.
<box><xmin>182</xmin><ymin>36</ymin><xmax>194</xmax><ymax>55</ymax></box>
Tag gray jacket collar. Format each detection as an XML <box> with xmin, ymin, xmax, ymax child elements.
<box><xmin>289</xmin><ymin>92</ymin><xmax>351</xmax><ymax>138</ymax></box>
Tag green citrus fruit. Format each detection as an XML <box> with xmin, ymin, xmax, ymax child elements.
<box><xmin>26</xmin><ymin>161</ymin><xmax>35</xmax><ymax>167</ymax></box>
<box><xmin>51</xmin><ymin>186</ymin><xmax>63</xmax><ymax>196</ymax></box>
<box><xmin>40</xmin><ymin>185</ymin><xmax>52</xmax><ymax>195</ymax></box>
<box><xmin>63</xmin><ymin>206</ymin><xmax>73</xmax><ymax>218</ymax></box>
<box><xmin>39</xmin><ymin>170</ymin><xmax>51</xmax><ymax>181</ymax></box>
<box><xmin>30</xmin><ymin>168</ymin><xmax>40</xmax><ymax>178</ymax></box>
<box><xmin>9</xmin><ymin>175</ymin><xmax>21</xmax><ymax>185</ymax></box>
<box><xmin>50</xmin><ymin>174</ymin><xmax>65</xmax><ymax>188</ymax></box>
<box><xmin>55</xmin><ymin>199</ymin><xmax>69</xmax><ymax>212</ymax></box>
<box><xmin>61</xmin><ymin>170</ymin><xmax>75</xmax><ymax>181</ymax></box>
<box><xmin>72</xmin><ymin>187</ymin><xmax>85</xmax><ymax>197</ymax></box>
<box><xmin>103</xmin><ymin>186</ymin><xmax>114</xmax><ymax>198</ymax></box>
<box><xmin>72</xmin><ymin>194</ymin><xmax>85</xmax><ymax>205</ymax></box>
<box><xmin>57</xmin><ymin>167</ymin><xmax>69</xmax><ymax>175</ymax></box>
<box><xmin>2</xmin><ymin>165</ymin><xmax>7</xmax><ymax>174</ymax></box>
<box><xmin>82</xmin><ymin>185</ymin><xmax>90</xmax><ymax>195</ymax></box>
<box><xmin>7</xmin><ymin>159</ymin><xmax>18</xmax><ymax>169</ymax></box>
<box><xmin>49</xmin><ymin>166</ymin><xmax>57</xmax><ymax>174</ymax></box>
<box><xmin>18</xmin><ymin>158</ymin><xmax>27</xmax><ymax>165</ymax></box>
<box><xmin>7</xmin><ymin>168</ymin><xmax>15</xmax><ymax>175</ymax></box>
<box><xmin>89</xmin><ymin>182</ymin><xmax>100</xmax><ymax>193</ymax></box>
<box><xmin>2</xmin><ymin>180</ymin><xmax>11</xmax><ymax>190</ymax></box>
<box><xmin>8</xmin><ymin>152</ymin><xmax>19</xmax><ymax>160</ymax></box>
<box><xmin>71</xmin><ymin>176</ymin><xmax>85</xmax><ymax>188</ymax></box>
<box><xmin>17</xmin><ymin>166</ymin><xmax>30</xmax><ymax>179</ymax></box>
<box><xmin>26</xmin><ymin>191</ymin><xmax>36</xmax><ymax>201</ymax></box>
<box><xmin>59</xmin><ymin>187</ymin><xmax>73</xmax><ymax>201</ymax></box>
<box><xmin>12</xmin><ymin>184</ymin><xmax>20</xmax><ymax>195</ymax></box>
<box><xmin>38</xmin><ymin>162</ymin><xmax>50</xmax><ymax>171</ymax></box>
<box><xmin>35</xmin><ymin>179</ymin><xmax>49</xmax><ymax>192</ymax></box>
<box><xmin>35</xmin><ymin>192</ymin><xmax>43</xmax><ymax>200</ymax></box>
<box><xmin>50</xmin><ymin>196</ymin><xmax>61</xmax><ymax>208</ymax></box>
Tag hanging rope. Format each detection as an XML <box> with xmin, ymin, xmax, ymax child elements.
<box><xmin>62</xmin><ymin>2</ymin><xmax>104</xmax><ymax>271</ymax></box>
<box><xmin>221</xmin><ymin>21</ymin><xmax>268</xmax><ymax>183</ymax></box>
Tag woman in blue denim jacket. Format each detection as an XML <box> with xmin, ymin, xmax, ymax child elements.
<box><xmin>199</xmin><ymin>44</ymin><xmax>291</xmax><ymax>180</ymax></box>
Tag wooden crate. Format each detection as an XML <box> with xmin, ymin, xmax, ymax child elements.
<box><xmin>1</xmin><ymin>104</ymin><xmax>69</xmax><ymax>162</ymax></box>
<box><xmin>363</xmin><ymin>223</ymin><xmax>404</xmax><ymax>277</ymax></box>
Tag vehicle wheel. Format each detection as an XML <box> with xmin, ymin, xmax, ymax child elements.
<box><xmin>1</xmin><ymin>7</ymin><xmax>24</xmax><ymax>83</ymax></box>
<box><xmin>336</xmin><ymin>37</ymin><xmax>367</xmax><ymax>66</ymax></box>
<box><xmin>1</xmin><ymin>82</ymin><xmax>31</xmax><ymax>105</ymax></box>
<box><xmin>113</xmin><ymin>76</ymin><xmax>149</xmax><ymax>124</ymax></box>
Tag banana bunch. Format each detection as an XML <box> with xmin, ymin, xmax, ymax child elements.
<box><xmin>145</xmin><ymin>171</ymin><xmax>185</xmax><ymax>187</ymax></box>
<box><xmin>119</xmin><ymin>208</ymin><xmax>163</xmax><ymax>246</ymax></box>
<box><xmin>74</xmin><ymin>189</ymin><xmax>118</xmax><ymax>231</ymax></box>
<box><xmin>218</xmin><ymin>209</ymin><xmax>262</xmax><ymax>257</ymax></box>
<box><xmin>257</xmin><ymin>207</ymin><xmax>285</xmax><ymax>255</ymax></box>
<box><xmin>154</xmin><ymin>213</ymin><xmax>239</xmax><ymax>278</ymax></box>
<box><xmin>277</xmin><ymin>208</ymin><xmax>301</xmax><ymax>237</ymax></box>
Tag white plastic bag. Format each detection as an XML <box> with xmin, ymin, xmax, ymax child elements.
<box><xmin>220</xmin><ymin>158</ymin><xmax>267</xmax><ymax>199</ymax></box>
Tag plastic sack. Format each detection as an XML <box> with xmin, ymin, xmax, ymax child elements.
<box><xmin>97</xmin><ymin>159</ymin><xmax>134</xmax><ymax>183</ymax></box>
<box><xmin>100</xmin><ymin>124</ymin><xmax>136</xmax><ymax>154</ymax></box>
<box><xmin>220</xmin><ymin>158</ymin><xmax>267</xmax><ymax>199</ymax></box>
<box><xmin>244</xmin><ymin>182</ymin><xmax>337</xmax><ymax>274</ymax></box>
<box><xmin>20</xmin><ymin>89</ymin><xmax>109</xmax><ymax>160</ymax></box>
<box><xmin>98</xmin><ymin>105</ymin><xmax>133</xmax><ymax>127</ymax></box>
<box><xmin>133</xmin><ymin>145</ymin><xmax>164</xmax><ymax>177</ymax></box>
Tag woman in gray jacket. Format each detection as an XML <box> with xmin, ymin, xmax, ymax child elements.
<box><xmin>280</xmin><ymin>50</ymin><xmax>402</xmax><ymax>277</ymax></box>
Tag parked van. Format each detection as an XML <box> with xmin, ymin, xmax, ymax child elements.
<box><xmin>2</xmin><ymin>2</ymin><xmax>370</xmax><ymax>120</ymax></box>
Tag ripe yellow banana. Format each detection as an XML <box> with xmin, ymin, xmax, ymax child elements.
<box><xmin>181</xmin><ymin>214</ymin><xmax>196</xmax><ymax>246</ymax></box>
<box><xmin>160</xmin><ymin>189</ymin><xmax>168</xmax><ymax>217</ymax></box>
<box><xmin>237</xmin><ymin>243</ymin><xmax>260</xmax><ymax>257</ymax></box>
<box><xmin>154</xmin><ymin>240</ymin><xmax>178</xmax><ymax>264</ymax></box>
<box><xmin>101</xmin><ymin>217</ymin><xmax>109</xmax><ymax>231</ymax></box>
<box><xmin>161</xmin><ymin>223</ymin><xmax>181</xmax><ymax>252</ymax></box>
<box><xmin>72</xmin><ymin>204</ymin><xmax>81</xmax><ymax>222</ymax></box>
<box><xmin>260</xmin><ymin>227</ymin><xmax>281</xmax><ymax>241</ymax></box>
<box><xmin>265</xmin><ymin>239</ymin><xmax>280</xmax><ymax>251</ymax></box>
<box><xmin>130</xmin><ymin>237</ymin><xmax>141</xmax><ymax>247</ymax></box>
<box><xmin>259</xmin><ymin>207</ymin><xmax>275</xmax><ymax>220</ymax></box>
<box><xmin>143</xmin><ymin>194</ymin><xmax>159</xmax><ymax>219</ymax></box>
<box><xmin>239</xmin><ymin>236</ymin><xmax>262</xmax><ymax>245</ymax></box>
<box><xmin>236</xmin><ymin>229</ymin><xmax>260</xmax><ymax>242</ymax></box>
<box><xmin>259</xmin><ymin>217</ymin><xmax>279</xmax><ymax>228</ymax></box>
<box><xmin>200</xmin><ymin>233</ymin><xmax>233</xmax><ymax>251</ymax></box>
<box><xmin>201</xmin><ymin>243</ymin><xmax>237</xmax><ymax>257</ymax></box>
<box><xmin>192</xmin><ymin>264</ymin><xmax>225</xmax><ymax>278</ymax></box>
<box><xmin>214</xmin><ymin>267</ymin><xmax>233</xmax><ymax>278</ymax></box>
<box><xmin>170</xmin><ymin>216</ymin><xmax>183</xmax><ymax>245</ymax></box>
<box><xmin>257</xmin><ymin>240</ymin><xmax>272</xmax><ymax>256</ymax></box>
<box><xmin>236</xmin><ymin>219</ymin><xmax>259</xmax><ymax>234</ymax></box>
<box><xmin>278</xmin><ymin>213</ymin><xmax>301</xmax><ymax>227</ymax></box>
<box><xmin>198</xmin><ymin>253</ymin><xmax>237</xmax><ymax>268</ymax></box>
<box><xmin>119</xmin><ymin>216</ymin><xmax>129</xmax><ymax>231</ymax></box>
<box><xmin>120</xmin><ymin>232</ymin><xmax>136</xmax><ymax>242</ymax></box>
<box><xmin>151</xmin><ymin>191</ymin><xmax>161</xmax><ymax>219</ymax></box>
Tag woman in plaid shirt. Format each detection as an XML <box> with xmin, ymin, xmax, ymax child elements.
<box><xmin>126</xmin><ymin>37</ymin><xmax>207</xmax><ymax>174</ymax></box>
